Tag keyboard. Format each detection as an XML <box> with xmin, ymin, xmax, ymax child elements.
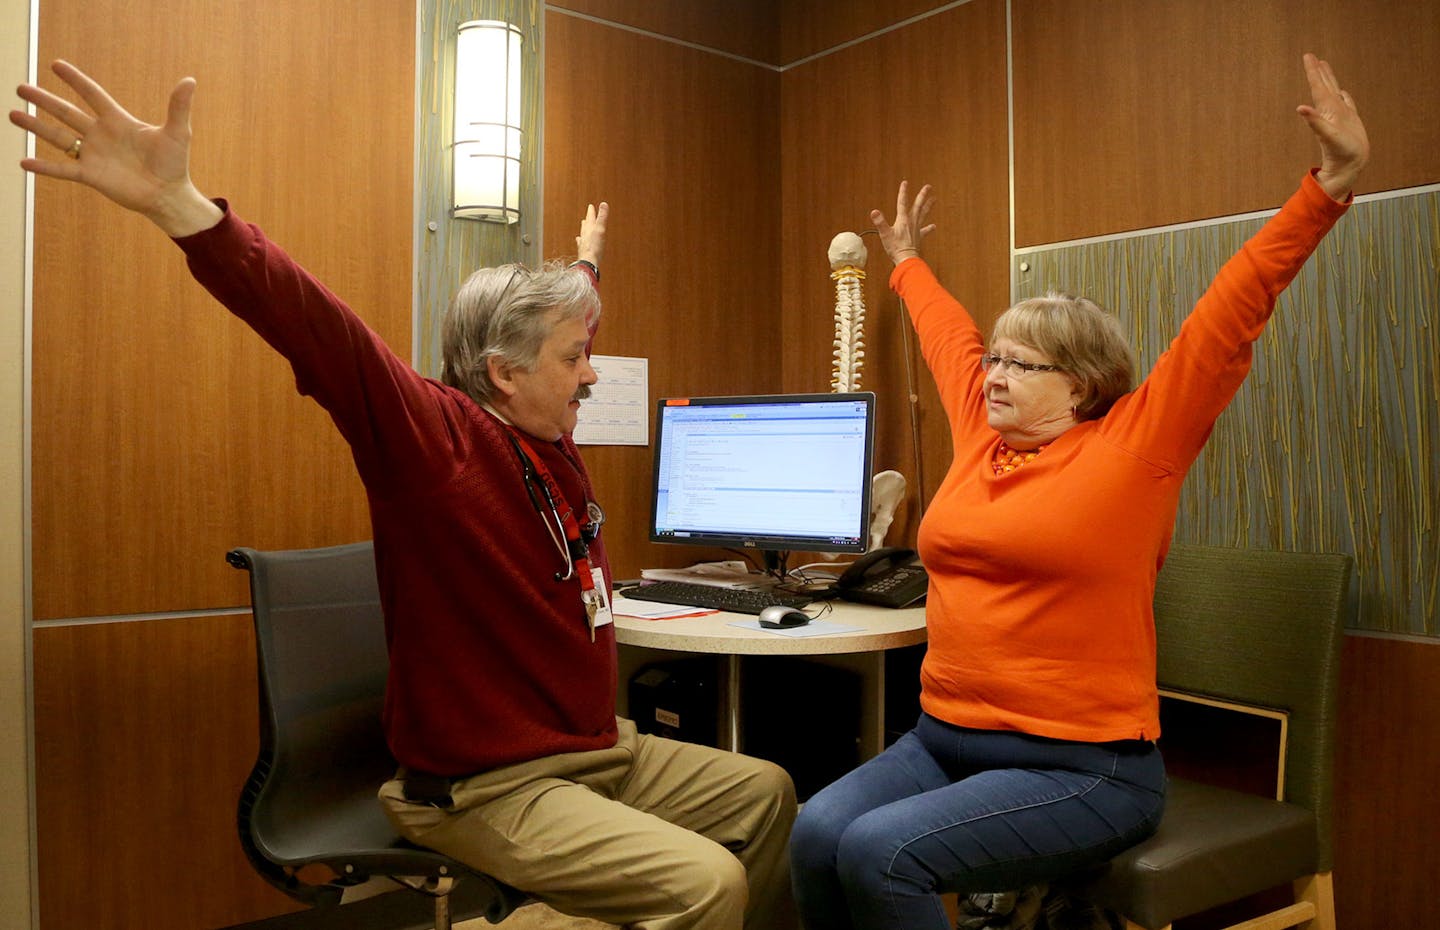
<box><xmin>622</xmin><ymin>580</ymin><xmax>811</xmax><ymax>616</ymax></box>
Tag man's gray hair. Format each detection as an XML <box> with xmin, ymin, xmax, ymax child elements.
<box><xmin>441</xmin><ymin>261</ymin><xmax>601</xmax><ymax>405</ymax></box>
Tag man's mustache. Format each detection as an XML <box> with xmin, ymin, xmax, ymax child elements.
<box><xmin>573</xmin><ymin>384</ymin><xmax>592</xmax><ymax>401</ymax></box>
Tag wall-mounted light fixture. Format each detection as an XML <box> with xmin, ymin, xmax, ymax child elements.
<box><xmin>453</xmin><ymin>19</ymin><xmax>523</xmax><ymax>223</ymax></box>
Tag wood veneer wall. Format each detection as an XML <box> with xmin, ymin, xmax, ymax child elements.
<box><xmin>551</xmin><ymin>0</ymin><xmax>780</xmax><ymax>64</ymax></box>
<box><xmin>31</xmin><ymin>2</ymin><xmax>781</xmax><ymax>926</ymax></box>
<box><xmin>778</xmin><ymin>0</ymin><xmax>960</xmax><ymax>66</ymax></box>
<box><xmin>544</xmin><ymin>5</ymin><xmax>783</xmax><ymax>579</ymax></box>
<box><xmin>1334</xmin><ymin>635</ymin><xmax>1440</xmax><ymax>930</ymax></box>
<box><xmin>1012</xmin><ymin>0</ymin><xmax>1440</xmax><ymax>245</ymax></box>
<box><xmin>778</xmin><ymin>0</ymin><xmax>1010</xmax><ymax>545</ymax></box>
<box><xmin>31</xmin><ymin>0</ymin><xmax>414</xmax><ymax>926</ymax></box>
<box><xmin>32</xmin><ymin>0</ymin><xmax>413</xmax><ymax>621</ymax></box>
<box><xmin>24</xmin><ymin>1</ymin><xmax>1440</xmax><ymax>927</ymax></box>
<box><xmin>32</xmin><ymin>614</ymin><xmax>276</xmax><ymax>928</ymax></box>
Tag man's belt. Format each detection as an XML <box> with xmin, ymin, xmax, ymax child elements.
<box><xmin>400</xmin><ymin>769</ymin><xmax>454</xmax><ymax>808</ymax></box>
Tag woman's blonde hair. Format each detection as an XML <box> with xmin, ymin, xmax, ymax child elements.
<box><xmin>441</xmin><ymin>261</ymin><xmax>601</xmax><ymax>405</ymax></box>
<box><xmin>991</xmin><ymin>291</ymin><xmax>1135</xmax><ymax>419</ymax></box>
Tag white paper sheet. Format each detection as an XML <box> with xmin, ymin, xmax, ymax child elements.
<box><xmin>574</xmin><ymin>355</ymin><xmax>648</xmax><ymax>445</ymax></box>
<box><xmin>612</xmin><ymin>596</ymin><xmax>716</xmax><ymax>620</ymax></box>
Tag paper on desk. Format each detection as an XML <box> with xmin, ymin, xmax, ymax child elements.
<box><xmin>727</xmin><ymin>619</ymin><xmax>864</xmax><ymax>638</ymax></box>
<box><xmin>612</xmin><ymin>596</ymin><xmax>718</xmax><ymax>620</ymax></box>
<box><xmin>639</xmin><ymin>561</ymin><xmax>762</xmax><ymax>589</ymax></box>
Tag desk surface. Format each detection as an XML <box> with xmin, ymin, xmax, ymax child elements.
<box><xmin>613</xmin><ymin>599</ymin><xmax>927</xmax><ymax>656</ymax></box>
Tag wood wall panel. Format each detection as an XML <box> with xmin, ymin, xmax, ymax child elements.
<box><xmin>2</xmin><ymin>0</ymin><xmax>31</xmax><ymax>920</ymax></box>
<box><xmin>33</xmin><ymin>614</ymin><xmax>298</xmax><ymax>929</ymax></box>
<box><xmin>549</xmin><ymin>0</ymin><xmax>780</xmax><ymax>65</ymax></box>
<box><xmin>1333</xmin><ymin>635</ymin><xmax>1440</xmax><ymax>930</ymax></box>
<box><xmin>32</xmin><ymin>0</ymin><xmax>414</xmax><ymax>619</ymax></box>
<box><xmin>779</xmin><ymin>0</ymin><xmax>1010</xmax><ymax>547</ymax></box>
<box><xmin>1012</xmin><ymin>0</ymin><xmax>1440</xmax><ymax>246</ymax></box>
<box><xmin>544</xmin><ymin>11</ymin><xmax>783</xmax><ymax>579</ymax></box>
<box><xmin>24</xmin><ymin>4</ymin><xmax>1439</xmax><ymax>930</ymax></box>
<box><xmin>779</xmin><ymin>0</ymin><xmax>956</xmax><ymax>66</ymax></box>
<box><xmin>553</xmin><ymin>0</ymin><xmax>964</xmax><ymax>68</ymax></box>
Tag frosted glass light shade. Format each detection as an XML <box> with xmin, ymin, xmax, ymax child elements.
<box><xmin>453</xmin><ymin>20</ymin><xmax>522</xmax><ymax>223</ymax></box>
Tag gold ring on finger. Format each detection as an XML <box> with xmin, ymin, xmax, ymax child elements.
<box><xmin>64</xmin><ymin>137</ymin><xmax>83</xmax><ymax>159</ymax></box>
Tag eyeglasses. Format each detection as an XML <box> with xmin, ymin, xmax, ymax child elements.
<box><xmin>979</xmin><ymin>353</ymin><xmax>1066</xmax><ymax>379</ymax></box>
<box><xmin>498</xmin><ymin>264</ymin><xmax>526</xmax><ymax>305</ymax></box>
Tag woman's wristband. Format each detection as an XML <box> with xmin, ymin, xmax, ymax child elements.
<box><xmin>571</xmin><ymin>259</ymin><xmax>600</xmax><ymax>282</ymax></box>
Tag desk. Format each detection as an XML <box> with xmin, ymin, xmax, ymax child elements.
<box><xmin>614</xmin><ymin>601</ymin><xmax>927</xmax><ymax>758</ymax></box>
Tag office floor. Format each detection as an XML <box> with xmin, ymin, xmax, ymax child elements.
<box><xmin>455</xmin><ymin>896</ymin><xmax>957</xmax><ymax>929</ymax></box>
<box><xmin>456</xmin><ymin>902</ymin><xmax>616</xmax><ymax>929</ymax></box>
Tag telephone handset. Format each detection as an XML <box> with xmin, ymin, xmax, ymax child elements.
<box><xmin>836</xmin><ymin>547</ymin><xmax>929</xmax><ymax>609</ymax></box>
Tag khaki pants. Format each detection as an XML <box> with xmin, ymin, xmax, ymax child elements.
<box><xmin>379</xmin><ymin>719</ymin><xmax>797</xmax><ymax>930</ymax></box>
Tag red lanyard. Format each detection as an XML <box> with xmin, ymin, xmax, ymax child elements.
<box><xmin>505</xmin><ymin>428</ymin><xmax>595</xmax><ymax>593</ymax></box>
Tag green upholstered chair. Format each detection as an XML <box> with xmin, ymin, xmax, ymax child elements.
<box><xmin>1069</xmin><ymin>543</ymin><xmax>1351</xmax><ymax>930</ymax></box>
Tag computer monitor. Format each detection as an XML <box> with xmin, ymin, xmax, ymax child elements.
<box><xmin>649</xmin><ymin>392</ymin><xmax>876</xmax><ymax>555</ymax></box>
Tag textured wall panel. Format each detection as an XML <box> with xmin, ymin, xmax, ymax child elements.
<box><xmin>415</xmin><ymin>0</ymin><xmax>544</xmax><ymax>379</ymax></box>
<box><xmin>1015</xmin><ymin>190</ymin><xmax>1439</xmax><ymax>635</ymax></box>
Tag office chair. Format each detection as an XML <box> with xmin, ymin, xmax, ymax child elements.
<box><xmin>1068</xmin><ymin>543</ymin><xmax>1351</xmax><ymax>930</ymax></box>
<box><xmin>229</xmin><ymin>541</ymin><xmax>525</xmax><ymax>929</ymax></box>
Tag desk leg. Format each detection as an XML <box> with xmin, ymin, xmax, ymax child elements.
<box><xmin>721</xmin><ymin>654</ymin><xmax>742</xmax><ymax>752</ymax></box>
<box><xmin>861</xmin><ymin>651</ymin><xmax>886</xmax><ymax>759</ymax></box>
<box><xmin>720</xmin><ymin>652</ymin><xmax>886</xmax><ymax>756</ymax></box>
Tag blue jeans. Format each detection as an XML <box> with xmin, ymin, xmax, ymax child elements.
<box><xmin>790</xmin><ymin>713</ymin><xmax>1165</xmax><ymax>930</ymax></box>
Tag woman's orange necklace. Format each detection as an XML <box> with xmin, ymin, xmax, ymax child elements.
<box><xmin>993</xmin><ymin>440</ymin><xmax>1048</xmax><ymax>475</ymax></box>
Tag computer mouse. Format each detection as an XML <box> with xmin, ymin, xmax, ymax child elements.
<box><xmin>758</xmin><ymin>605</ymin><xmax>811</xmax><ymax>629</ymax></box>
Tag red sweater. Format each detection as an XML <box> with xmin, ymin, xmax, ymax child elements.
<box><xmin>178</xmin><ymin>205</ymin><xmax>617</xmax><ymax>775</ymax></box>
<box><xmin>894</xmin><ymin>173</ymin><xmax>1348</xmax><ymax>742</ymax></box>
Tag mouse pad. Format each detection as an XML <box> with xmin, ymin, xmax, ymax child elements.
<box><xmin>727</xmin><ymin>619</ymin><xmax>865</xmax><ymax>638</ymax></box>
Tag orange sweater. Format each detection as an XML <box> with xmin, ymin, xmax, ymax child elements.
<box><xmin>894</xmin><ymin>173</ymin><xmax>1348</xmax><ymax>742</ymax></box>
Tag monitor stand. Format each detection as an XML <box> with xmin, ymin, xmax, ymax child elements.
<box><xmin>761</xmin><ymin>549</ymin><xmax>789</xmax><ymax>582</ymax></box>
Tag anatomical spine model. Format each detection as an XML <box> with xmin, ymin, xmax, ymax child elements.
<box><xmin>826</xmin><ymin>230</ymin><xmax>907</xmax><ymax>550</ymax></box>
<box><xmin>828</xmin><ymin>231</ymin><xmax>867</xmax><ymax>392</ymax></box>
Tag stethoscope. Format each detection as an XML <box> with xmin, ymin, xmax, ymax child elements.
<box><xmin>505</xmin><ymin>432</ymin><xmax>604</xmax><ymax>582</ymax></box>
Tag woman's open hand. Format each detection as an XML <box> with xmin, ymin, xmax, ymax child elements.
<box><xmin>870</xmin><ymin>180</ymin><xmax>936</xmax><ymax>267</ymax></box>
<box><xmin>9</xmin><ymin>59</ymin><xmax>220</xmax><ymax>236</ymax></box>
<box><xmin>1296</xmin><ymin>53</ymin><xmax>1370</xmax><ymax>201</ymax></box>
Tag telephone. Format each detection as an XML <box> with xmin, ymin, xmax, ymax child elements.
<box><xmin>836</xmin><ymin>547</ymin><xmax>929</xmax><ymax>609</ymax></box>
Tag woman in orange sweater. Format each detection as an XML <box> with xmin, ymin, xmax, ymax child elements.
<box><xmin>790</xmin><ymin>54</ymin><xmax>1369</xmax><ymax>930</ymax></box>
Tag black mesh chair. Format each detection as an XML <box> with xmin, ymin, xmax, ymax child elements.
<box><xmin>229</xmin><ymin>541</ymin><xmax>525</xmax><ymax>929</ymax></box>
<box><xmin>1068</xmin><ymin>543</ymin><xmax>1351</xmax><ymax>930</ymax></box>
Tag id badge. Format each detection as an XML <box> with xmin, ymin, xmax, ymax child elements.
<box><xmin>589</xmin><ymin>565</ymin><xmax>614</xmax><ymax>629</ymax></box>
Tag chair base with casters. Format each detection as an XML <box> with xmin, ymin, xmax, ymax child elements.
<box><xmin>229</xmin><ymin>542</ymin><xmax>527</xmax><ymax>929</ymax></box>
<box><xmin>1063</xmin><ymin>544</ymin><xmax>1349</xmax><ymax>930</ymax></box>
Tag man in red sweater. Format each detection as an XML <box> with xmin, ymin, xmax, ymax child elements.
<box><xmin>11</xmin><ymin>60</ymin><xmax>795</xmax><ymax>930</ymax></box>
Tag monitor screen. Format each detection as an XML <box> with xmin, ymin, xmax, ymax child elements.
<box><xmin>649</xmin><ymin>392</ymin><xmax>876</xmax><ymax>554</ymax></box>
